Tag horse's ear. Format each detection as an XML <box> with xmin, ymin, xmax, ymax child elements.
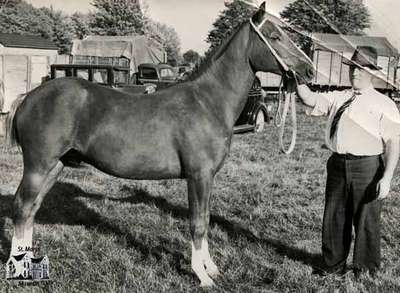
<box><xmin>252</xmin><ymin>1</ymin><xmax>267</xmax><ymax>26</ymax></box>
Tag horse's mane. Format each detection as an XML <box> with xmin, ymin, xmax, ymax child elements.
<box><xmin>180</xmin><ymin>24</ymin><xmax>247</xmax><ymax>84</ymax></box>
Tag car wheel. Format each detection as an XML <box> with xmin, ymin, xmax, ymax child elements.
<box><xmin>254</xmin><ymin>110</ymin><xmax>265</xmax><ymax>133</ymax></box>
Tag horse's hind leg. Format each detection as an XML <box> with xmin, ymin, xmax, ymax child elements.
<box><xmin>187</xmin><ymin>170</ymin><xmax>220</xmax><ymax>287</ymax></box>
<box><xmin>11</xmin><ymin>161</ymin><xmax>64</xmax><ymax>255</ymax></box>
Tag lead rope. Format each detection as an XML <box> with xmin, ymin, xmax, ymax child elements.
<box><xmin>278</xmin><ymin>88</ymin><xmax>297</xmax><ymax>154</ymax></box>
<box><xmin>250</xmin><ymin>18</ymin><xmax>298</xmax><ymax>154</ymax></box>
<box><xmin>274</xmin><ymin>78</ymin><xmax>284</xmax><ymax>128</ymax></box>
<box><xmin>275</xmin><ymin>70</ymin><xmax>300</xmax><ymax>154</ymax></box>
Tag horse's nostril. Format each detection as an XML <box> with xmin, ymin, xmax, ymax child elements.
<box><xmin>306</xmin><ymin>67</ymin><xmax>314</xmax><ymax>79</ymax></box>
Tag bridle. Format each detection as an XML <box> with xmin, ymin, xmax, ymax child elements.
<box><xmin>239</xmin><ymin>0</ymin><xmax>392</xmax><ymax>155</ymax></box>
<box><xmin>249</xmin><ymin>16</ymin><xmax>308</xmax><ymax>154</ymax></box>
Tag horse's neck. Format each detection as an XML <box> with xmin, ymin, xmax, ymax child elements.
<box><xmin>197</xmin><ymin>24</ymin><xmax>255</xmax><ymax>129</ymax></box>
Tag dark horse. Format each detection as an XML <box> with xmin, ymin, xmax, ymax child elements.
<box><xmin>6</xmin><ymin>3</ymin><xmax>313</xmax><ymax>287</ymax></box>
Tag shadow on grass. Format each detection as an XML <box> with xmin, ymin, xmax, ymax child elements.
<box><xmin>114</xmin><ymin>185</ymin><xmax>324</xmax><ymax>269</ymax></box>
<box><xmin>0</xmin><ymin>181</ymin><xmax>323</xmax><ymax>272</ymax></box>
<box><xmin>0</xmin><ymin>194</ymin><xmax>12</xmax><ymax>263</ymax></box>
<box><xmin>0</xmin><ymin>182</ymin><xmax>189</xmax><ymax>276</ymax></box>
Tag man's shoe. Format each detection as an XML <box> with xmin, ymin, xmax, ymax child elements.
<box><xmin>353</xmin><ymin>267</ymin><xmax>378</xmax><ymax>280</ymax></box>
<box><xmin>312</xmin><ymin>265</ymin><xmax>347</xmax><ymax>277</ymax></box>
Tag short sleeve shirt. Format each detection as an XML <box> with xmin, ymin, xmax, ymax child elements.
<box><xmin>306</xmin><ymin>87</ymin><xmax>400</xmax><ymax>155</ymax></box>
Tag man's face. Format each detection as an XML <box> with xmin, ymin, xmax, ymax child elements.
<box><xmin>349</xmin><ymin>66</ymin><xmax>373</xmax><ymax>90</ymax></box>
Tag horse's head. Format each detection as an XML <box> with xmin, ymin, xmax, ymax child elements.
<box><xmin>248</xmin><ymin>2</ymin><xmax>314</xmax><ymax>82</ymax></box>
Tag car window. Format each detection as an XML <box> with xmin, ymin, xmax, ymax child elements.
<box><xmin>160</xmin><ymin>68</ymin><xmax>175</xmax><ymax>78</ymax></box>
<box><xmin>93</xmin><ymin>69</ymin><xmax>108</xmax><ymax>83</ymax></box>
<box><xmin>55</xmin><ymin>69</ymin><xmax>66</xmax><ymax>78</ymax></box>
<box><xmin>140</xmin><ymin>68</ymin><xmax>158</xmax><ymax>79</ymax></box>
<box><xmin>76</xmin><ymin>69</ymin><xmax>89</xmax><ymax>80</ymax></box>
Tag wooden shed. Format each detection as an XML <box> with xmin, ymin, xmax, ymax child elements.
<box><xmin>311</xmin><ymin>33</ymin><xmax>399</xmax><ymax>92</ymax></box>
<box><xmin>0</xmin><ymin>33</ymin><xmax>59</xmax><ymax>113</ymax></box>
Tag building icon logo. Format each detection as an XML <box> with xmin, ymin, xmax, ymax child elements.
<box><xmin>5</xmin><ymin>245</ymin><xmax>50</xmax><ymax>281</ymax></box>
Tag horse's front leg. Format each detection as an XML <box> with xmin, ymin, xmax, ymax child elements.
<box><xmin>187</xmin><ymin>170</ymin><xmax>220</xmax><ymax>287</ymax></box>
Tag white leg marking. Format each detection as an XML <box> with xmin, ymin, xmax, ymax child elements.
<box><xmin>191</xmin><ymin>241</ymin><xmax>215</xmax><ymax>287</ymax></box>
<box><xmin>202</xmin><ymin>238</ymin><xmax>220</xmax><ymax>277</ymax></box>
<box><xmin>11</xmin><ymin>226</ymin><xmax>33</xmax><ymax>256</ymax></box>
<box><xmin>10</xmin><ymin>162</ymin><xmax>63</xmax><ymax>257</ymax></box>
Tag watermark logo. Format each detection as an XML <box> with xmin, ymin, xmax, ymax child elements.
<box><xmin>5</xmin><ymin>241</ymin><xmax>50</xmax><ymax>282</ymax></box>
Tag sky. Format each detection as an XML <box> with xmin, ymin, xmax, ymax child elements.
<box><xmin>25</xmin><ymin>0</ymin><xmax>400</xmax><ymax>55</ymax></box>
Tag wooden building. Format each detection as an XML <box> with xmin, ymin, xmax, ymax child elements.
<box><xmin>0</xmin><ymin>33</ymin><xmax>59</xmax><ymax>113</ymax></box>
<box><xmin>257</xmin><ymin>33</ymin><xmax>399</xmax><ymax>96</ymax></box>
<box><xmin>311</xmin><ymin>33</ymin><xmax>399</xmax><ymax>93</ymax></box>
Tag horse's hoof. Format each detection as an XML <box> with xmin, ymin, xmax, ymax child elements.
<box><xmin>206</xmin><ymin>264</ymin><xmax>220</xmax><ymax>278</ymax></box>
<box><xmin>200</xmin><ymin>278</ymin><xmax>215</xmax><ymax>288</ymax></box>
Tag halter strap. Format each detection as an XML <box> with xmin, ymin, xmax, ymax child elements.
<box><xmin>249</xmin><ymin>18</ymin><xmax>301</xmax><ymax>154</ymax></box>
<box><xmin>249</xmin><ymin>18</ymin><xmax>290</xmax><ymax>72</ymax></box>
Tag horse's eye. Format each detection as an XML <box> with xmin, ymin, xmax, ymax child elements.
<box><xmin>270</xmin><ymin>32</ymin><xmax>282</xmax><ymax>41</ymax></box>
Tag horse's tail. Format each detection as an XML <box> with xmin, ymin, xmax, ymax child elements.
<box><xmin>6</xmin><ymin>93</ymin><xmax>27</xmax><ymax>147</ymax></box>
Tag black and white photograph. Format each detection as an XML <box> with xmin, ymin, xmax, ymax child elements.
<box><xmin>0</xmin><ymin>0</ymin><xmax>400</xmax><ymax>292</ymax></box>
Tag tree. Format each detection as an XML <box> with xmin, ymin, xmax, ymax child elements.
<box><xmin>183</xmin><ymin>50</ymin><xmax>200</xmax><ymax>65</ymax></box>
<box><xmin>206</xmin><ymin>0</ymin><xmax>255</xmax><ymax>52</ymax></box>
<box><xmin>70</xmin><ymin>12</ymin><xmax>92</xmax><ymax>40</ymax></box>
<box><xmin>280</xmin><ymin>0</ymin><xmax>370</xmax><ymax>52</ymax></box>
<box><xmin>88</xmin><ymin>0</ymin><xmax>182</xmax><ymax>66</ymax></box>
<box><xmin>90</xmin><ymin>0</ymin><xmax>145</xmax><ymax>36</ymax></box>
<box><xmin>0</xmin><ymin>0</ymin><xmax>21</xmax><ymax>10</ymax></box>
<box><xmin>40</xmin><ymin>7</ymin><xmax>74</xmax><ymax>54</ymax></box>
<box><xmin>145</xmin><ymin>20</ymin><xmax>182</xmax><ymax>66</ymax></box>
<box><xmin>0</xmin><ymin>1</ymin><xmax>49</xmax><ymax>35</ymax></box>
<box><xmin>0</xmin><ymin>1</ymin><xmax>73</xmax><ymax>53</ymax></box>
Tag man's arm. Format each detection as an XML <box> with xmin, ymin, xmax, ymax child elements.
<box><xmin>377</xmin><ymin>136</ymin><xmax>400</xmax><ymax>200</ymax></box>
<box><xmin>288</xmin><ymin>78</ymin><xmax>324</xmax><ymax>108</ymax></box>
<box><xmin>286</xmin><ymin>77</ymin><xmax>333</xmax><ymax>116</ymax></box>
<box><xmin>296</xmin><ymin>84</ymin><xmax>319</xmax><ymax>108</ymax></box>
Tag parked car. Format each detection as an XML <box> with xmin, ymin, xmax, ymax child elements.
<box><xmin>134</xmin><ymin>63</ymin><xmax>178</xmax><ymax>88</ymax></box>
<box><xmin>50</xmin><ymin>64</ymin><xmax>271</xmax><ymax>133</ymax></box>
<box><xmin>176</xmin><ymin>64</ymin><xmax>193</xmax><ymax>80</ymax></box>
<box><xmin>234</xmin><ymin>77</ymin><xmax>270</xmax><ymax>133</ymax></box>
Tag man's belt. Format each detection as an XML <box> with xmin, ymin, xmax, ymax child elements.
<box><xmin>332</xmin><ymin>153</ymin><xmax>381</xmax><ymax>160</ymax></box>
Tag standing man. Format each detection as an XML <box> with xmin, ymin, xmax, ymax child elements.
<box><xmin>295</xmin><ymin>46</ymin><xmax>400</xmax><ymax>276</ymax></box>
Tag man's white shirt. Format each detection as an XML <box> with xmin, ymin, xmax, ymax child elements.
<box><xmin>306</xmin><ymin>86</ymin><xmax>400</xmax><ymax>155</ymax></box>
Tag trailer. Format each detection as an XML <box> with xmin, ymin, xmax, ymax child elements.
<box><xmin>257</xmin><ymin>33</ymin><xmax>399</xmax><ymax>97</ymax></box>
<box><xmin>310</xmin><ymin>33</ymin><xmax>399</xmax><ymax>95</ymax></box>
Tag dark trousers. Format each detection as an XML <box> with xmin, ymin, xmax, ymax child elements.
<box><xmin>322</xmin><ymin>153</ymin><xmax>384</xmax><ymax>273</ymax></box>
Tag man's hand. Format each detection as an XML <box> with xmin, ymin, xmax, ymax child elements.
<box><xmin>283</xmin><ymin>72</ymin><xmax>318</xmax><ymax>108</ymax></box>
<box><xmin>282</xmin><ymin>74</ymin><xmax>297</xmax><ymax>93</ymax></box>
<box><xmin>377</xmin><ymin>176</ymin><xmax>392</xmax><ymax>200</ymax></box>
<box><xmin>378</xmin><ymin>136</ymin><xmax>400</xmax><ymax>200</ymax></box>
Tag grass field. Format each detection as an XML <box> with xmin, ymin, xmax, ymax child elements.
<box><xmin>1</xmin><ymin>104</ymin><xmax>400</xmax><ymax>292</ymax></box>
